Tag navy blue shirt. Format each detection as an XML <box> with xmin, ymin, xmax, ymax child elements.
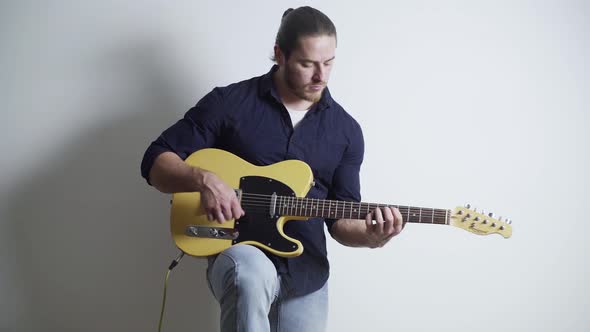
<box><xmin>141</xmin><ymin>66</ymin><xmax>364</xmax><ymax>296</ymax></box>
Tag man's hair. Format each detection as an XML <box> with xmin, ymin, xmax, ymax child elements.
<box><xmin>273</xmin><ymin>6</ymin><xmax>337</xmax><ymax>61</ymax></box>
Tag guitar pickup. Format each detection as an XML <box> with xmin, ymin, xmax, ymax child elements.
<box><xmin>185</xmin><ymin>225</ymin><xmax>239</xmax><ymax>240</ymax></box>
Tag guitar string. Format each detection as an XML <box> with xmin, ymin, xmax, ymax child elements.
<box><xmin>234</xmin><ymin>204</ymin><xmax>449</xmax><ymax>222</ymax></box>
<box><xmin>223</xmin><ymin>207</ymin><xmax>448</xmax><ymax>223</ymax></box>
<box><xmin>237</xmin><ymin>193</ymin><xmax>462</xmax><ymax>219</ymax></box>
<box><xmin>237</xmin><ymin>199</ymin><xmax>450</xmax><ymax>217</ymax></box>
<box><xmin>239</xmin><ymin>195</ymin><xmax>450</xmax><ymax>211</ymax></box>
<box><xmin>238</xmin><ymin>202</ymin><xmax>450</xmax><ymax>217</ymax></box>
<box><xmin>239</xmin><ymin>193</ymin><xmax>450</xmax><ymax>212</ymax></box>
<box><xmin>239</xmin><ymin>199</ymin><xmax>449</xmax><ymax>211</ymax></box>
<box><xmin>236</xmin><ymin>193</ymin><xmax>451</xmax><ymax>219</ymax></box>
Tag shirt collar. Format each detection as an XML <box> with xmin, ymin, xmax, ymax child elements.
<box><xmin>259</xmin><ymin>65</ymin><xmax>334</xmax><ymax>111</ymax></box>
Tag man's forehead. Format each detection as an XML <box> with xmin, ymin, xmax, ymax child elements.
<box><xmin>292</xmin><ymin>35</ymin><xmax>337</xmax><ymax>60</ymax></box>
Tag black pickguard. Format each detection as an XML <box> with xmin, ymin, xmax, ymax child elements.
<box><xmin>233</xmin><ymin>176</ymin><xmax>297</xmax><ymax>253</ymax></box>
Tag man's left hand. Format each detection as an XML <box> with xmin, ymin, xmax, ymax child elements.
<box><xmin>364</xmin><ymin>207</ymin><xmax>404</xmax><ymax>248</ymax></box>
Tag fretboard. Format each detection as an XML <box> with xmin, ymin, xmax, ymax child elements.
<box><xmin>270</xmin><ymin>195</ymin><xmax>450</xmax><ymax>224</ymax></box>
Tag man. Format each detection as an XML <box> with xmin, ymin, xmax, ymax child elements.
<box><xmin>141</xmin><ymin>6</ymin><xmax>404</xmax><ymax>332</ymax></box>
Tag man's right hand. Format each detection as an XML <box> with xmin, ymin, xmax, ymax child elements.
<box><xmin>199</xmin><ymin>170</ymin><xmax>245</xmax><ymax>223</ymax></box>
<box><xmin>149</xmin><ymin>152</ymin><xmax>245</xmax><ymax>223</ymax></box>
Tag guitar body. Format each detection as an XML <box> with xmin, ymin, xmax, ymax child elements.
<box><xmin>170</xmin><ymin>148</ymin><xmax>314</xmax><ymax>257</ymax></box>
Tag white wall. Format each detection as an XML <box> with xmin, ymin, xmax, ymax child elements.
<box><xmin>2</xmin><ymin>1</ymin><xmax>589</xmax><ymax>331</ymax></box>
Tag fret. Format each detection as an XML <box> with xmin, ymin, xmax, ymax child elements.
<box><xmin>419</xmin><ymin>208</ymin><xmax>422</xmax><ymax>223</ymax></box>
<box><xmin>343</xmin><ymin>201</ymin><xmax>348</xmax><ymax>219</ymax></box>
<box><xmin>286</xmin><ymin>196</ymin><xmax>290</xmax><ymax>215</ymax></box>
<box><xmin>304</xmin><ymin>198</ymin><xmax>308</xmax><ymax>217</ymax></box>
<box><xmin>376</xmin><ymin>203</ymin><xmax>380</xmax><ymax>220</ymax></box>
<box><xmin>407</xmin><ymin>206</ymin><xmax>411</xmax><ymax>222</ymax></box>
<box><xmin>322</xmin><ymin>198</ymin><xmax>325</xmax><ymax>218</ymax></box>
<box><xmin>284</xmin><ymin>196</ymin><xmax>288</xmax><ymax>215</ymax></box>
<box><xmin>357</xmin><ymin>202</ymin><xmax>361</xmax><ymax>219</ymax></box>
<box><xmin>299</xmin><ymin>198</ymin><xmax>307</xmax><ymax>216</ymax></box>
<box><xmin>317</xmin><ymin>198</ymin><xmax>321</xmax><ymax>218</ymax></box>
<box><xmin>431</xmin><ymin>208</ymin><xmax>434</xmax><ymax>224</ymax></box>
<box><xmin>300</xmin><ymin>198</ymin><xmax>304</xmax><ymax>217</ymax></box>
<box><xmin>349</xmin><ymin>201</ymin><xmax>352</xmax><ymax>219</ymax></box>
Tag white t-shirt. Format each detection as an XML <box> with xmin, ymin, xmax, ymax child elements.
<box><xmin>285</xmin><ymin>107</ymin><xmax>309</xmax><ymax>128</ymax></box>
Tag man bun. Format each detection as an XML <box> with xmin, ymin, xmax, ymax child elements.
<box><xmin>282</xmin><ymin>8</ymin><xmax>294</xmax><ymax>19</ymax></box>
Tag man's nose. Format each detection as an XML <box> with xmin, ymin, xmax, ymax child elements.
<box><xmin>313</xmin><ymin>65</ymin><xmax>325</xmax><ymax>82</ymax></box>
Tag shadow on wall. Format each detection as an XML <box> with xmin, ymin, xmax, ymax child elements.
<box><xmin>7</xmin><ymin>40</ymin><xmax>219</xmax><ymax>332</ymax></box>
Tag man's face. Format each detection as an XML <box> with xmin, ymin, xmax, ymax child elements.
<box><xmin>280</xmin><ymin>35</ymin><xmax>336</xmax><ymax>103</ymax></box>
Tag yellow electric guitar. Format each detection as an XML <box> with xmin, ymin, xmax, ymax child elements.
<box><xmin>170</xmin><ymin>148</ymin><xmax>513</xmax><ymax>258</ymax></box>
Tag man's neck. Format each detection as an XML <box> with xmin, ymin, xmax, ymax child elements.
<box><xmin>273</xmin><ymin>69</ymin><xmax>314</xmax><ymax>111</ymax></box>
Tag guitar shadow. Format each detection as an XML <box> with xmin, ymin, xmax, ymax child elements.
<box><xmin>6</xmin><ymin>40</ymin><xmax>219</xmax><ymax>331</ymax></box>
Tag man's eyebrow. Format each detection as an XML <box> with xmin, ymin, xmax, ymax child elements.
<box><xmin>299</xmin><ymin>56</ymin><xmax>336</xmax><ymax>63</ymax></box>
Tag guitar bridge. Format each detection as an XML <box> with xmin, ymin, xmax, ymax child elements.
<box><xmin>185</xmin><ymin>225</ymin><xmax>239</xmax><ymax>240</ymax></box>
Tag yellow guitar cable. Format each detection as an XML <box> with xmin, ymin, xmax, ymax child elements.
<box><xmin>158</xmin><ymin>252</ymin><xmax>185</xmax><ymax>332</ymax></box>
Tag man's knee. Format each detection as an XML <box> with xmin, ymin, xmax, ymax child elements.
<box><xmin>208</xmin><ymin>245</ymin><xmax>277</xmax><ymax>297</ymax></box>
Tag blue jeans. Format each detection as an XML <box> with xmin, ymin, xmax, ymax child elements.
<box><xmin>206</xmin><ymin>244</ymin><xmax>328</xmax><ymax>332</ymax></box>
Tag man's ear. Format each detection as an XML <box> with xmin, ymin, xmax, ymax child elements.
<box><xmin>274</xmin><ymin>45</ymin><xmax>285</xmax><ymax>65</ymax></box>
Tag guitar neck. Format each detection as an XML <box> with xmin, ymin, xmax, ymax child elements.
<box><xmin>243</xmin><ymin>193</ymin><xmax>451</xmax><ymax>224</ymax></box>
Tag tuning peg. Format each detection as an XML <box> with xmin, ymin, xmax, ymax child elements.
<box><xmin>488</xmin><ymin>212</ymin><xmax>495</xmax><ymax>218</ymax></box>
<box><xmin>507</xmin><ymin>219</ymin><xmax>512</xmax><ymax>224</ymax></box>
<box><xmin>465</xmin><ymin>203</ymin><xmax>471</xmax><ymax>209</ymax></box>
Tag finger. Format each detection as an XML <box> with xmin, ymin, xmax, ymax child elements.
<box><xmin>220</xmin><ymin>204</ymin><xmax>232</xmax><ymax>221</ymax></box>
<box><xmin>365</xmin><ymin>211</ymin><xmax>375</xmax><ymax>234</ymax></box>
<box><xmin>373</xmin><ymin>208</ymin><xmax>384</xmax><ymax>234</ymax></box>
<box><xmin>230</xmin><ymin>199</ymin><xmax>245</xmax><ymax>219</ymax></box>
<box><xmin>382</xmin><ymin>207</ymin><xmax>395</xmax><ymax>235</ymax></box>
<box><xmin>215</xmin><ymin>209</ymin><xmax>226</xmax><ymax>224</ymax></box>
<box><xmin>392</xmin><ymin>207</ymin><xmax>404</xmax><ymax>234</ymax></box>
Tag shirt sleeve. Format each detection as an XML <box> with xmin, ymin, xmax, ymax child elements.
<box><xmin>140</xmin><ymin>87</ymin><xmax>226</xmax><ymax>185</ymax></box>
<box><xmin>324</xmin><ymin>120</ymin><xmax>365</xmax><ymax>234</ymax></box>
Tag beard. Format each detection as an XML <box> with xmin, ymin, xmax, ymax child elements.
<box><xmin>284</xmin><ymin>68</ymin><xmax>325</xmax><ymax>103</ymax></box>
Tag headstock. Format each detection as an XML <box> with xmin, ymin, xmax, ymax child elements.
<box><xmin>449</xmin><ymin>204</ymin><xmax>512</xmax><ymax>238</ymax></box>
